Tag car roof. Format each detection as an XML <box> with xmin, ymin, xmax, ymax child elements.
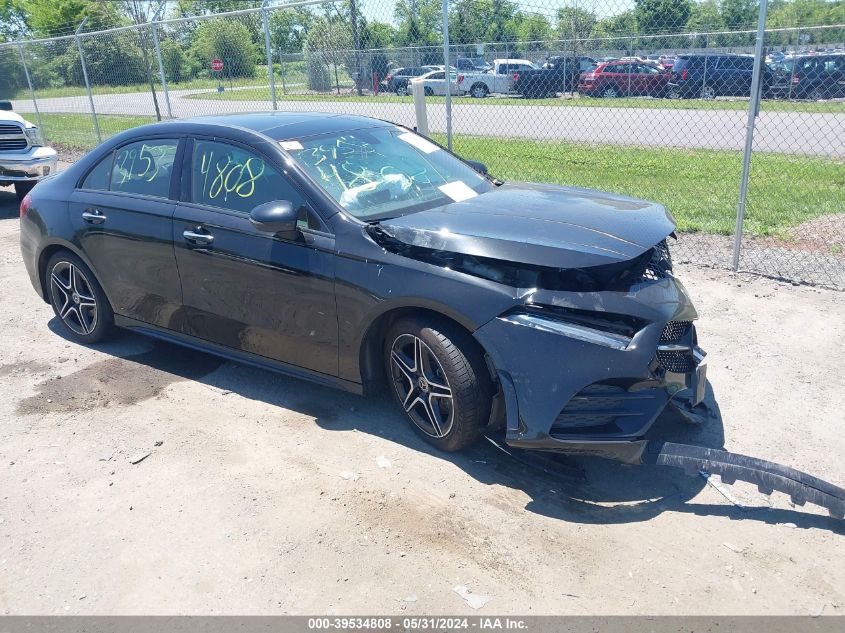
<box><xmin>131</xmin><ymin>112</ymin><xmax>395</xmax><ymax>142</ymax></box>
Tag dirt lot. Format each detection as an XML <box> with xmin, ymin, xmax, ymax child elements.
<box><xmin>0</xmin><ymin>183</ymin><xmax>843</xmax><ymax>616</ymax></box>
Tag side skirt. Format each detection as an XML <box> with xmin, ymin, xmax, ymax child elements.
<box><xmin>113</xmin><ymin>315</ymin><xmax>363</xmax><ymax>396</ymax></box>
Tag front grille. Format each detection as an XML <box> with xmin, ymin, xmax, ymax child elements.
<box><xmin>656</xmin><ymin>320</ymin><xmax>696</xmax><ymax>373</ymax></box>
<box><xmin>656</xmin><ymin>350</ymin><xmax>697</xmax><ymax>373</ymax></box>
<box><xmin>641</xmin><ymin>239</ymin><xmax>673</xmax><ymax>281</ymax></box>
<box><xmin>661</xmin><ymin>320</ymin><xmax>692</xmax><ymax>342</ymax></box>
<box><xmin>0</xmin><ymin>123</ymin><xmax>23</xmax><ymax>135</ymax></box>
<box><xmin>550</xmin><ymin>383</ymin><xmax>665</xmax><ymax>437</ymax></box>
<box><xmin>0</xmin><ymin>138</ymin><xmax>27</xmax><ymax>151</ymax></box>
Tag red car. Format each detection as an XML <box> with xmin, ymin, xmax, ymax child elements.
<box><xmin>579</xmin><ymin>61</ymin><xmax>670</xmax><ymax>97</ymax></box>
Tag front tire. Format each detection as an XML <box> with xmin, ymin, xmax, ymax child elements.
<box><xmin>385</xmin><ymin>316</ymin><xmax>493</xmax><ymax>452</ymax></box>
<box><xmin>395</xmin><ymin>83</ymin><xmax>409</xmax><ymax>97</ymax></box>
<box><xmin>14</xmin><ymin>181</ymin><xmax>34</xmax><ymax>201</ymax></box>
<box><xmin>46</xmin><ymin>251</ymin><xmax>114</xmax><ymax>344</ymax></box>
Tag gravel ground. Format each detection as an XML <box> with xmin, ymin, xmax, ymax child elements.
<box><xmin>0</xmin><ymin>182</ymin><xmax>843</xmax><ymax>616</ymax></box>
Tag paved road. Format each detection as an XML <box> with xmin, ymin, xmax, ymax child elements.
<box><xmin>13</xmin><ymin>89</ymin><xmax>845</xmax><ymax>156</ymax></box>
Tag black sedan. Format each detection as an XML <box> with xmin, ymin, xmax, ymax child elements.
<box><xmin>20</xmin><ymin>112</ymin><xmax>706</xmax><ymax>462</ymax></box>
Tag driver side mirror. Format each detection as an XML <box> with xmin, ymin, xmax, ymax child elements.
<box><xmin>465</xmin><ymin>159</ymin><xmax>488</xmax><ymax>175</ymax></box>
<box><xmin>249</xmin><ymin>200</ymin><xmax>298</xmax><ymax>240</ymax></box>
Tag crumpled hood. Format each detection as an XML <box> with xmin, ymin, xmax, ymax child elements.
<box><xmin>377</xmin><ymin>182</ymin><xmax>676</xmax><ymax>269</ymax></box>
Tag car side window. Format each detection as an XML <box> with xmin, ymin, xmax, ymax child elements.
<box><xmin>110</xmin><ymin>139</ymin><xmax>178</xmax><ymax>198</ymax></box>
<box><xmin>191</xmin><ymin>139</ymin><xmax>304</xmax><ymax>216</ymax></box>
<box><xmin>430</xmin><ymin>72</ymin><xmax>444</xmax><ymax>79</ymax></box>
<box><xmin>81</xmin><ymin>153</ymin><xmax>113</xmax><ymax>191</ymax></box>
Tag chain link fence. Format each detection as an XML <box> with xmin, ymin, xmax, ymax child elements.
<box><xmin>1</xmin><ymin>0</ymin><xmax>843</xmax><ymax>289</ymax></box>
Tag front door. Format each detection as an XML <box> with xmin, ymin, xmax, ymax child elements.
<box><xmin>172</xmin><ymin>138</ymin><xmax>338</xmax><ymax>377</ymax></box>
<box><xmin>68</xmin><ymin>137</ymin><xmax>182</xmax><ymax>328</ymax></box>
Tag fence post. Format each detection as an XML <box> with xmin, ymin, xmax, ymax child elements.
<box><xmin>75</xmin><ymin>18</ymin><xmax>101</xmax><ymax>144</ymax></box>
<box><xmin>262</xmin><ymin>1</ymin><xmax>277</xmax><ymax>109</ymax></box>
<box><xmin>151</xmin><ymin>5</ymin><xmax>173</xmax><ymax>119</ymax></box>
<box><xmin>732</xmin><ymin>0</ymin><xmax>769</xmax><ymax>271</ymax></box>
<box><xmin>17</xmin><ymin>43</ymin><xmax>43</xmax><ymax>131</ymax></box>
<box><xmin>441</xmin><ymin>0</ymin><xmax>452</xmax><ymax>150</ymax></box>
<box><xmin>279</xmin><ymin>50</ymin><xmax>287</xmax><ymax>95</ymax></box>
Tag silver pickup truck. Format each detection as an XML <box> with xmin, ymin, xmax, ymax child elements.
<box><xmin>0</xmin><ymin>102</ymin><xmax>58</xmax><ymax>201</ymax></box>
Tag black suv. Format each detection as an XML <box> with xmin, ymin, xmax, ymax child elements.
<box><xmin>770</xmin><ymin>54</ymin><xmax>845</xmax><ymax>100</ymax></box>
<box><xmin>667</xmin><ymin>54</ymin><xmax>772</xmax><ymax>99</ymax></box>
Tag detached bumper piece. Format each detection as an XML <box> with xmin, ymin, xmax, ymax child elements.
<box><xmin>643</xmin><ymin>441</ymin><xmax>845</xmax><ymax>519</ymax></box>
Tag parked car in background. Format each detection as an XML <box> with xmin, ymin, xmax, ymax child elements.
<box><xmin>410</xmin><ymin>69</ymin><xmax>462</xmax><ymax>96</ymax></box>
<box><xmin>578</xmin><ymin>60</ymin><xmax>670</xmax><ymax>98</ymax></box>
<box><xmin>456</xmin><ymin>58</ymin><xmax>538</xmax><ymax>98</ymax></box>
<box><xmin>666</xmin><ymin>54</ymin><xmax>773</xmax><ymax>99</ymax></box>
<box><xmin>512</xmin><ymin>56</ymin><xmax>597</xmax><ymax>97</ymax></box>
<box><xmin>770</xmin><ymin>54</ymin><xmax>845</xmax><ymax>100</ymax></box>
<box><xmin>0</xmin><ymin>106</ymin><xmax>58</xmax><ymax>200</ymax></box>
<box><xmin>659</xmin><ymin>55</ymin><xmax>676</xmax><ymax>69</ymax></box>
<box><xmin>383</xmin><ymin>67</ymin><xmax>440</xmax><ymax>96</ymax></box>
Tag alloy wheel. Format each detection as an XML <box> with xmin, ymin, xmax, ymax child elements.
<box><xmin>389</xmin><ymin>333</ymin><xmax>454</xmax><ymax>438</ymax></box>
<box><xmin>50</xmin><ymin>260</ymin><xmax>98</xmax><ymax>336</ymax></box>
<box><xmin>701</xmin><ymin>85</ymin><xmax>716</xmax><ymax>100</ymax></box>
<box><xmin>471</xmin><ymin>85</ymin><xmax>487</xmax><ymax>98</ymax></box>
<box><xmin>602</xmin><ymin>87</ymin><xmax>618</xmax><ymax>98</ymax></box>
<box><xmin>396</xmin><ymin>84</ymin><xmax>408</xmax><ymax>96</ymax></box>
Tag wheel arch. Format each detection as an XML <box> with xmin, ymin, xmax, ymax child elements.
<box><xmin>357</xmin><ymin>304</ymin><xmax>491</xmax><ymax>395</ymax></box>
<box><xmin>37</xmin><ymin>240</ymin><xmax>104</xmax><ymax>304</ymax></box>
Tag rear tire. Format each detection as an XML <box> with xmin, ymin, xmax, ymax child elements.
<box><xmin>46</xmin><ymin>251</ymin><xmax>114</xmax><ymax>344</ymax></box>
<box><xmin>470</xmin><ymin>83</ymin><xmax>489</xmax><ymax>98</ymax></box>
<box><xmin>384</xmin><ymin>316</ymin><xmax>493</xmax><ymax>452</ymax></box>
<box><xmin>14</xmin><ymin>181</ymin><xmax>34</xmax><ymax>201</ymax></box>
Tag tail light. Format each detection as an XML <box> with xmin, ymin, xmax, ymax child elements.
<box><xmin>513</xmin><ymin>72</ymin><xmax>519</xmax><ymax>82</ymax></box>
<box><xmin>457</xmin><ymin>74</ymin><xmax>464</xmax><ymax>83</ymax></box>
<box><xmin>20</xmin><ymin>193</ymin><xmax>32</xmax><ymax>218</ymax></box>
<box><xmin>681</xmin><ymin>68</ymin><xmax>688</xmax><ymax>81</ymax></box>
<box><xmin>791</xmin><ymin>74</ymin><xmax>801</xmax><ymax>84</ymax></box>
<box><xmin>386</xmin><ymin>74</ymin><xmax>393</xmax><ymax>81</ymax></box>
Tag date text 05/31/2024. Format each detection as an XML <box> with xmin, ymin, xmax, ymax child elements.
<box><xmin>306</xmin><ymin>617</ymin><xmax>529</xmax><ymax>630</ymax></box>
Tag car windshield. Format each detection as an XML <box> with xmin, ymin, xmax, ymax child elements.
<box><xmin>285</xmin><ymin>127</ymin><xmax>493</xmax><ymax>221</ymax></box>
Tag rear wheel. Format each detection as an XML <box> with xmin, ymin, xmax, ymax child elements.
<box><xmin>46</xmin><ymin>251</ymin><xmax>114</xmax><ymax>344</ymax></box>
<box><xmin>808</xmin><ymin>87</ymin><xmax>825</xmax><ymax>101</ymax></box>
<box><xmin>470</xmin><ymin>83</ymin><xmax>489</xmax><ymax>98</ymax></box>
<box><xmin>700</xmin><ymin>84</ymin><xmax>716</xmax><ymax>100</ymax></box>
<box><xmin>385</xmin><ymin>316</ymin><xmax>493</xmax><ymax>452</ymax></box>
<box><xmin>14</xmin><ymin>181</ymin><xmax>34</xmax><ymax>201</ymax></box>
<box><xmin>601</xmin><ymin>85</ymin><xmax>619</xmax><ymax>98</ymax></box>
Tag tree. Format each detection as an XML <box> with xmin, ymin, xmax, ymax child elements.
<box><xmin>686</xmin><ymin>0</ymin><xmax>724</xmax><ymax>48</ymax></box>
<box><xmin>189</xmin><ymin>19</ymin><xmax>258</xmax><ymax>78</ymax></box>
<box><xmin>27</xmin><ymin>0</ymin><xmax>123</xmax><ymax>37</ymax></box>
<box><xmin>0</xmin><ymin>0</ymin><xmax>28</xmax><ymax>41</ymax></box>
<box><xmin>719</xmin><ymin>0</ymin><xmax>758</xmax><ymax>46</ymax></box>
<box><xmin>269</xmin><ymin>8</ymin><xmax>313</xmax><ymax>55</ymax></box>
<box><xmin>517</xmin><ymin>14</ymin><xmax>553</xmax><ymax>52</ymax></box>
<box><xmin>395</xmin><ymin>0</ymin><xmax>441</xmax><ymax>47</ymax></box>
<box><xmin>634</xmin><ymin>0</ymin><xmax>692</xmax><ymax>49</ymax></box>
<box><xmin>592</xmin><ymin>10</ymin><xmax>638</xmax><ymax>54</ymax></box>
<box><xmin>304</xmin><ymin>14</ymin><xmax>353</xmax><ymax>93</ymax></box>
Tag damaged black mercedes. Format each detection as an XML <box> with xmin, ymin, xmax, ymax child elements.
<box><xmin>19</xmin><ymin>113</ymin><xmax>844</xmax><ymax>517</ymax></box>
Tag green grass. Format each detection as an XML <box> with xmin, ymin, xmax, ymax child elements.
<box><xmin>38</xmin><ymin>113</ymin><xmax>157</xmax><ymax>151</ymax></box>
<box><xmin>185</xmin><ymin>86</ymin><xmax>845</xmax><ymax>114</ymax></box>
<box><xmin>445</xmin><ymin>135</ymin><xmax>845</xmax><ymax>236</ymax></box>
<box><xmin>33</xmin><ymin>113</ymin><xmax>843</xmax><ymax>238</ymax></box>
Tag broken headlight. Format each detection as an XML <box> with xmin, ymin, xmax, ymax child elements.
<box><xmin>499</xmin><ymin>306</ymin><xmax>647</xmax><ymax>350</ymax></box>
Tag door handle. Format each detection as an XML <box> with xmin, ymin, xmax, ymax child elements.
<box><xmin>81</xmin><ymin>208</ymin><xmax>106</xmax><ymax>224</ymax></box>
<box><xmin>183</xmin><ymin>229</ymin><xmax>214</xmax><ymax>246</ymax></box>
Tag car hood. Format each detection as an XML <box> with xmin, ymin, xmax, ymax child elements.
<box><xmin>376</xmin><ymin>182</ymin><xmax>676</xmax><ymax>269</ymax></box>
<box><xmin>0</xmin><ymin>110</ymin><xmax>28</xmax><ymax>125</ymax></box>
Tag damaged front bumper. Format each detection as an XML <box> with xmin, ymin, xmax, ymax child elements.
<box><xmin>474</xmin><ymin>275</ymin><xmax>706</xmax><ymax>464</ymax></box>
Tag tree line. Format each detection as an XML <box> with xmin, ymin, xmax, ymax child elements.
<box><xmin>1</xmin><ymin>0</ymin><xmax>843</xmax><ymax>96</ymax></box>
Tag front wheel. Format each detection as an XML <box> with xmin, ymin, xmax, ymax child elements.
<box><xmin>385</xmin><ymin>316</ymin><xmax>493</xmax><ymax>452</ymax></box>
<box><xmin>601</xmin><ymin>86</ymin><xmax>619</xmax><ymax>98</ymax></box>
<box><xmin>14</xmin><ymin>181</ymin><xmax>35</xmax><ymax>201</ymax></box>
<box><xmin>395</xmin><ymin>83</ymin><xmax>409</xmax><ymax>97</ymax></box>
<box><xmin>423</xmin><ymin>86</ymin><xmax>434</xmax><ymax>97</ymax></box>
<box><xmin>46</xmin><ymin>251</ymin><xmax>114</xmax><ymax>344</ymax></box>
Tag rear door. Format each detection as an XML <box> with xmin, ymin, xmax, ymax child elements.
<box><xmin>69</xmin><ymin>137</ymin><xmax>183</xmax><ymax>328</ymax></box>
<box><xmin>172</xmin><ymin>137</ymin><xmax>338</xmax><ymax>376</ymax></box>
